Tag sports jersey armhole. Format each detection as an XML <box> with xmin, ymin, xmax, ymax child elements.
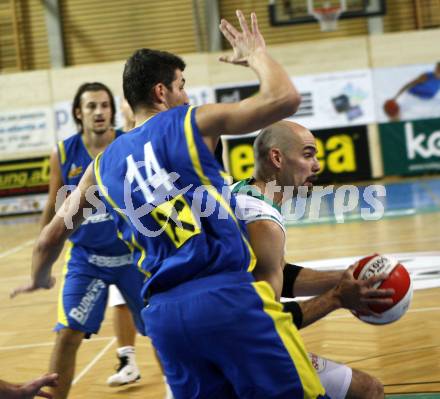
<box><xmin>93</xmin><ymin>152</ymin><xmax>103</xmax><ymax>191</ymax></box>
<box><xmin>57</xmin><ymin>140</ymin><xmax>66</xmax><ymax>165</ymax></box>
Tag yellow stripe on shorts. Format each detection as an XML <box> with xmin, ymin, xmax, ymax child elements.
<box><xmin>252</xmin><ymin>280</ymin><xmax>326</xmax><ymax>399</ymax></box>
<box><xmin>57</xmin><ymin>242</ymin><xmax>73</xmax><ymax>326</ymax></box>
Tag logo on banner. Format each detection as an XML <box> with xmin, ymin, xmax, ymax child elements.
<box><xmin>0</xmin><ymin>157</ymin><xmax>50</xmax><ymax>197</ymax></box>
<box><xmin>215</xmin><ymin>84</ymin><xmax>314</xmax><ymax>117</ymax></box>
<box><xmin>405</xmin><ymin>122</ymin><xmax>440</xmax><ymax>159</ymax></box>
<box><xmin>316</xmin><ymin>134</ymin><xmax>356</xmax><ymax>174</ymax></box>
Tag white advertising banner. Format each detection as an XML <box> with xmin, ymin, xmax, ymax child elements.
<box><xmin>215</xmin><ymin>69</ymin><xmax>375</xmax><ymax>131</ymax></box>
<box><xmin>290</xmin><ymin>69</ymin><xmax>376</xmax><ymax>129</ymax></box>
<box><xmin>186</xmin><ymin>86</ymin><xmax>215</xmax><ymax>106</ymax></box>
<box><xmin>54</xmin><ymin>86</ymin><xmax>215</xmax><ymax>141</ymax></box>
<box><xmin>54</xmin><ymin>100</ymin><xmax>76</xmax><ymax>141</ymax></box>
<box><xmin>0</xmin><ymin>107</ymin><xmax>55</xmax><ymax>155</ymax></box>
<box><xmin>0</xmin><ymin>193</ymin><xmax>47</xmax><ymax>216</ymax></box>
<box><xmin>373</xmin><ymin>63</ymin><xmax>440</xmax><ymax>123</ymax></box>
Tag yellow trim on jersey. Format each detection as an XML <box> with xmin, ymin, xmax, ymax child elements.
<box><xmin>183</xmin><ymin>106</ymin><xmax>256</xmax><ymax>272</ymax></box>
<box><xmin>252</xmin><ymin>281</ymin><xmax>326</xmax><ymax>398</ymax></box>
<box><xmin>81</xmin><ymin>135</ymin><xmax>95</xmax><ymax>160</ymax></box>
<box><xmin>58</xmin><ymin>141</ymin><xmax>66</xmax><ymax>165</ymax></box>
<box><xmin>57</xmin><ymin>242</ymin><xmax>73</xmax><ymax>326</ymax></box>
<box><xmin>130</xmin><ymin>234</ymin><xmax>151</xmax><ymax>277</ymax></box>
<box><xmin>94</xmin><ymin>153</ymin><xmax>149</xmax><ymax>274</ymax></box>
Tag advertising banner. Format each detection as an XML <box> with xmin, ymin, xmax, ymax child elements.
<box><xmin>0</xmin><ymin>157</ymin><xmax>50</xmax><ymax>198</ymax></box>
<box><xmin>373</xmin><ymin>63</ymin><xmax>440</xmax><ymax>123</ymax></box>
<box><xmin>0</xmin><ymin>193</ymin><xmax>47</xmax><ymax>216</ymax></box>
<box><xmin>223</xmin><ymin>125</ymin><xmax>372</xmax><ymax>183</ymax></box>
<box><xmin>0</xmin><ymin>107</ymin><xmax>55</xmax><ymax>155</ymax></box>
<box><xmin>215</xmin><ymin>69</ymin><xmax>375</xmax><ymax>130</ymax></box>
<box><xmin>379</xmin><ymin>117</ymin><xmax>440</xmax><ymax>175</ymax></box>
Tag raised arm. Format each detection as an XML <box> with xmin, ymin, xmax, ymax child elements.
<box><xmin>10</xmin><ymin>164</ymin><xmax>96</xmax><ymax>298</ymax></box>
<box><xmin>393</xmin><ymin>73</ymin><xmax>428</xmax><ymax>100</ymax></box>
<box><xmin>196</xmin><ymin>11</ymin><xmax>301</xmax><ymax>138</ymax></box>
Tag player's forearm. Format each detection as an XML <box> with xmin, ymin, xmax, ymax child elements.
<box><xmin>39</xmin><ymin>202</ymin><xmax>56</xmax><ymax>231</ymax></box>
<box><xmin>395</xmin><ymin>78</ymin><xmax>422</xmax><ymax>99</ymax></box>
<box><xmin>31</xmin><ymin>227</ymin><xmax>65</xmax><ymax>286</ymax></box>
<box><xmin>297</xmin><ymin>289</ymin><xmax>341</xmax><ymax>328</ymax></box>
<box><xmin>248</xmin><ymin>50</ymin><xmax>300</xmax><ymax>120</ymax></box>
<box><xmin>0</xmin><ymin>379</ymin><xmax>20</xmax><ymax>398</ymax></box>
<box><xmin>293</xmin><ymin>268</ymin><xmax>343</xmax><ymax>297</ymax></box>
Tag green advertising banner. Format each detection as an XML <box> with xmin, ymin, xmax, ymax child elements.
<box><xmin>379</xmin><ymin>118</ymin><xmax>440</xmax><ymax>175</ymax></box>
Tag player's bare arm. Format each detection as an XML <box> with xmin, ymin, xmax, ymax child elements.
<box><xmin>394</xmin><ymin>73</ymin><xmax>429</xmax><ymax>99</ymax></box>
<box><xmin>196</xmin><ymin>11</ymin><xmax>301</xmax><ymax>138</ymax></box>
<box><xmin>10</xmin><ymin>164</ymin><xmax>95</xmax><ymax>298</ymax></box>
<box><xmin>247</xmin><ymin>220</ymin><xmax>285</xmax><ymax>301</ymax></box>
<box><xmin>39</xmin><ymin>148</ymin><xmax>64</xmax><ymax>230</ymax></box>
<box><xmin>0</xmin><ymin>373</ymin><xmax>58</xmax><ymax>399</ymax></box>
<box><xmin>287</xmin><ymin>266</ymin><xmax>344</xmax><ymax>297</ymax></box>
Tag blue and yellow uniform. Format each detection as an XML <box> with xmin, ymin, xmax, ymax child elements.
<box><xmin>409</xmin><ymin>72</ymin><xmax>440</xmax><ymax>99</ymax></box>
<box><xmin>94</xmin><ymin>105</ymin><xmax>328</xmax><ymax>398</ymax></box>
<box><xmin>56</xmin><ymin>130</ymin><xmax>145</xmax><ymax>336</ymax></box>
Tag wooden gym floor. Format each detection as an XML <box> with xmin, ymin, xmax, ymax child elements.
<box><xmin>1</xmin><ymin>180</ymin><xmax>439</xmax><ymax>397</ymax></box>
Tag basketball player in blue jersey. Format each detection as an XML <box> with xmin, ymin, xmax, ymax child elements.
<box><xmin>15</xmin><ymin>11</ymin><xmax>333</xmax><ymax>398</ymax></box>
<box><xmin>232</xmin><ymin>121</ymin><xmax>394</xmax><ymax>399</ymax></box>
<box><xmin>12</xmin><ymin>83</ymin><xmax>145</xmax><ymax>399</ymax></box>
<box><xmin>393</xmin><ymin>62</ymin><xmax>440</xmax><ymax>101</ymax></box>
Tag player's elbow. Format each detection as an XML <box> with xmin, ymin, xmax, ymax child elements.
<box><xmin>271</xmin><ymin>90</ymin><xmax>301</xmax><ymax>120</ymax></box>
<box><xmin>38</xmin><ymin>223</ymin><xmax>64</xmax><ymax>252</ymax></box>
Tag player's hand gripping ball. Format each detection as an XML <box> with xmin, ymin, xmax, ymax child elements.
<box><xmin>352</xmin><ymin>254</ymin><xmax>412</xmax><ymax>325</ymax></box>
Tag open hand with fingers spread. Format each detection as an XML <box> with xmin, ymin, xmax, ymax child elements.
<box><xmin>0</xmin><ymin>373</ymin><xmax>58</xmax><ymax>399</ymax></box>
<box><xmin>219</xmin><ymin>10</ymin><xmax>266</xmax><ymax>67</ymax></box>
<box><xmin>333</xmin><ymin>264</ymin><xmax>395</xmax><ymax>316</ymax></box>
<box><xmin>10</xmin><ymin>274</ymin><xmax>56</xmax><ymax>299</ymax></box>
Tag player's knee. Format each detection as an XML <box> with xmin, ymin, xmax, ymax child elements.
<box><xmin>348</xmin><ymin>369</ymin><xmax>384</xmax><ymax>399</ymax></box>
<box><xmin>366</xmin><ymin>376</ymin><xmax>384</xmax><ymax>399</ymax></box>
<box><xmin>56</xmin><ymin>328</ymin><xmax>85</xmax><ymax>350</ymax></box>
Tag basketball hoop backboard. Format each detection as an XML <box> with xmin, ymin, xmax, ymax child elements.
<box><xmin>268</xmin><ymin>0</ymin><xmax>386</xmax><ymax>27</ymax></box>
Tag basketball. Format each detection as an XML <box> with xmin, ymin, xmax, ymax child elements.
<box><xmin>383</xmin><ymin>99</ymin><xmax>400</xmax><ymax>118</ymax></box>
<box><xmin>352</xmin><ymin>254</ymin><xmax>412</xmax><ymax>325</ymax></box>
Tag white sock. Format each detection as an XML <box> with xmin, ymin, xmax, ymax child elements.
<box><xmin>163</xmin><ymin>377</ymin><xmax>174</xmax><ymax>399</ymax></box>
<box><xmin>117</xmin><ymin>346</ymin><xmax>136</xmax><ymax>359</ymax></box>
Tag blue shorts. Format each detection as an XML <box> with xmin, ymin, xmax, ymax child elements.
<box><xmin>143</xmin><ymin>272</ymin><xmax>328</xmax><ymax>399</ymax></box>
<box><xmin>55</xmin><ymin>247</ymin><xmax>145</xmax><ymax>337</ymax></box>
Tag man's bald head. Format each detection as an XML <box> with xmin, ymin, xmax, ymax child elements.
<box><xmin>253</xmin><ymin>121</ymin><xmax>314</xmax><ymax>175</ymax></box>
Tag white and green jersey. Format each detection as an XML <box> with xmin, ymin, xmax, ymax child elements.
<box><xmin>231</xmin><ymin>179</ymin><xmax>352</xmax><ymax>399</ymax></box>
<box><xmin>231</xmin><ymin>178</ymin><xmax>285</xmax><ymax>236</ymax></box>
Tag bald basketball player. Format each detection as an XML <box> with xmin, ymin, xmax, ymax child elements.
<box><xmin>232</xmin><ymin>120</ymin><xmax>393</xmax><ymax>399</ymax></box>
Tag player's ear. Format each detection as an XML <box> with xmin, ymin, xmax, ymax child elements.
<box><xmin>74</xmin><ymin>107</ymin><xmax>82</xmax><ymax>121</ymax></box>
<box><xmin>269</xmin><ymin>148</ymin><xmax>282</xmax><ymax>169</ymax></box>
<box><xmin>152</xmin><ymin>83</ymin><xmax>166</xmax><ymax>104</ymax></box>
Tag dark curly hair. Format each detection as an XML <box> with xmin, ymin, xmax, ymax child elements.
<box><xmin>123</xmin><ymin>48</ymin><xmax>186</xmax><ymax>111</ymax></box>
<box><xmin>71</xmin><ymin>82</ymin><xmax>116</xmax><ymax>130</ymax></box>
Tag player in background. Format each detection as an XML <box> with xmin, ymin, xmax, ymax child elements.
<box><xmin>12</xmin><ymin>83</ymin><xmax>145</xmax><ymax>398</ymax></box>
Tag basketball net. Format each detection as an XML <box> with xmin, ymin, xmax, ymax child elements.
<box><xmin>312</xmin><ymin>6</ymin><xmax>342</xmax><ymax>32</ymax></box>
<box><xmin>307</xmin><ymin>0</ymin><xmax>346</xmax><ymax>32</ymax></box>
